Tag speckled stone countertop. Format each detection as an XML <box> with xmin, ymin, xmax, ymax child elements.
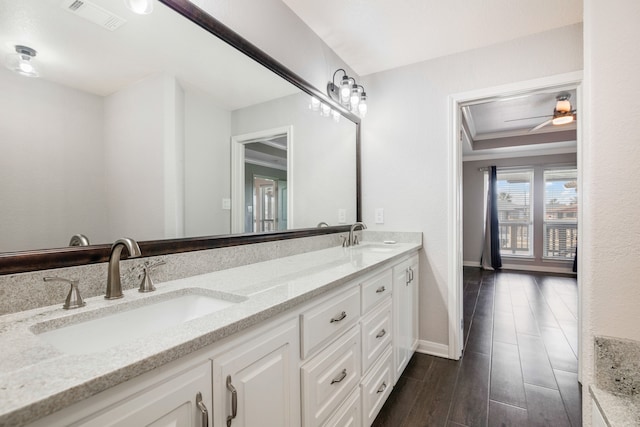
<box><xmin>0</xmin><ymin>240</ymin><xmax>420</xmax><ymax>427</ymax></box>
<box><xmin>590</xmin><ymin>336</ymin><xmax>640</xmax><ymax>426</ymax></box>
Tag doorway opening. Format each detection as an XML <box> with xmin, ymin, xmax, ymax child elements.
<box><xmin>231</xmin><ymin>126</ymin><xmax>293</xmax><ymax>233</ymax></box>
<box><xmin>447</xmin><ymin>72</ymin><xmax>583</xmax><ymax>380</ymax></box>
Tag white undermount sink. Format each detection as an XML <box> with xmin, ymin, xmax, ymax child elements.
<box><xmin>34</xmin><ymin>292</ymin><xmax>243</xmax><ymax>355</ymax></box>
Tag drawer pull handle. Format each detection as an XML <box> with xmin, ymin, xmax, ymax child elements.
<box><xmin>377</xmin><ymin>382</ymin><xmax>387</xmax><ymax>394</ymax></box>
<box><xmin>331</xmin><ymin>368</ymin><xmax>348</xmax><ymax>385</ymax></box>
<box><xmin>376</xmin><ymin>286</ymin><xmax>386</xmax><ymax>293</ymax></box>
<box><xmin>376</xmin><ymin>329</ymin><xmax>387</xmax><ymax>339</ymax></box>
<box><xmin>330</xmin><ymin>311</ymin><xmax>347</xmax><ymax>323</ymax></box>
<box><xmin>196</xmin><ymin>392</ymin><xmax>209</xmax><ymax>427</ymax></box>
<box><xmin>226</xmin><ymin>375</ymin><xmax>237</xmax><ymax>427</ymax></box>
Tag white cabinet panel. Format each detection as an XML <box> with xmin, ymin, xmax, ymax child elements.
<box><xmin>392</xmin><ymin>254</ymin><xmax>419</xmax><ymax>384</ymax></box>
<box><xmin>301</xmin><ymin>285</ymin><xmax>360</xmax><ymax>359</ymax></box>
<box><xmin>360</xmin><ymin>347</ymin><xmax>393</xmax><ymax>427</ymax></box>
<box><xmin>302</xmin><ymin>325</ymin><xmax>361</xmax><ymax>427</ymax></box>
<box><xmin>73</xmin><ymin>361</ymin><xmax>212</xmax><ymax>427</ymax></box>
<box><xmin>322</xmin><ymin>388</ymin><xmax>361</xmax><ymax>427</ymax></box>
<box><xmin>361</xmin><ymin>298</ymin><xmax>392</xmax><ymax>374</ymax></box>
<box><xmin>360</xmin><ymin>269</ymin><xmax>392</xmax><ymax>315</ymax></box>
<box><xmin>213</xmin><ymin>319</ymin><xmax>300</xmax><ymax>427</ymax></box>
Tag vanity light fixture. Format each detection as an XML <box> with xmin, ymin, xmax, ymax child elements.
<box><xmin>327</xmin><ymin>68</ymin><xmax>368</xmax><ymax>118</ymax></box>
<box><xmin>5</xmin><ymin>45</ymin><xmax>39</xmax><ymax>78</ymax></box>
<box><xmin>124</xmin><ymin>0</ymin><xmax>153</xmax><ymax>15</ymax></box>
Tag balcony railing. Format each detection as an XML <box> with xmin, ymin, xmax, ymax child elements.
<box><xmin>499</xmin><ymin>222</ymin><xmax>531</xmax><ymax>256</ymax></box>
<box><xmin>544</xmin><ymin>221</ymin><xmax>577</xmax><ymax>259</ymax></box>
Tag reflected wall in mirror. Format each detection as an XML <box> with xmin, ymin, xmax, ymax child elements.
<box><xmin>0</xmin><ymin>0</ymin><xmax>357</xmax><ymax>254</ymax></box>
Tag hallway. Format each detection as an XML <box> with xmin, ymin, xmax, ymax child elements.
<box><xmin>373</xmin><ymin>268</ymin><xmax>581</xmax><ymax>426</ymax></box>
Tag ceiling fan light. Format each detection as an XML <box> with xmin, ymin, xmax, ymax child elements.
<box><xmin>552</xmin><ymin>115</ymin><xmax>574</xmax><ymax>126</ymax></box>
<box><xmin>555</xmin><ymin>99</ymin><xmax>571</xmax><ymax>113</ymax></box>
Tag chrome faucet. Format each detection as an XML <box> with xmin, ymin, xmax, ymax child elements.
<box><xmin>105</xmin><ymin>238</ymin><xmax>142</xmax><ymax>300</ymax></box>
<box><xmin>69</xmin><ymin>234</ymin><xmax>90</xmax><ymax>246</ymax></box>
<box><xmin>348</xmin><ymin>222</ymin><xmax>367</xmax><ymax>246</ymax></box>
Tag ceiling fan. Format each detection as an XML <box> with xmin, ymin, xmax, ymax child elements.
<box><xmin>505</xmin><ymin>93</ymin><xmax>577</xmax><ymax>132</ymax></box>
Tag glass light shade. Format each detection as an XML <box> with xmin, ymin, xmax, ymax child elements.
<box><xmin>5</xmin><ymin>53</ymin><xmax>39</xmax><ymax>77</ymax></box>
<box><xmin>555</xmin><ymin>99</ymin><xmax>571</xmax><ymax>113</ymax></box>
<box><xmin>321</xmin><ymin>103</ymin><xmax>331</xmax><ymax>117</ymax></box>
<box><xmin>350</xmin><ymin>86</ymin><xmax>360</xmax><ymax>107</ymax></box>
<box><xmin>358</xmin><ymin>99</ymin><xmax>367</xmax><ymax>117</ymax></box>
<box><xmin>331</xmin><ymin>109</ymin><xmax>341</xmax><ymax>122</ymax></box>
<box><xmin>124</xmin><ymin>0</ymin><xmax>153</xmax><ymax>14</ymax></box>
<box><xmin>340</xmin><ymin>76</ymin><xmax>351</xmax><ymax>103</ymax></box>
<box><xmin>552</xmin><ymin>115</ymin><xmax>574</xmax><ymax>126</ymax></box>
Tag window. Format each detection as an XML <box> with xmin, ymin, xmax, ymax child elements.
<box><xmin>496</xmin><ymin>169</ymin><xmax>534</xmax><ymax>257</ymax></box>
<box><xmin>543</xmin><ymin>168</ymin><xmax>578</xmax><ymax>259</ymax></box>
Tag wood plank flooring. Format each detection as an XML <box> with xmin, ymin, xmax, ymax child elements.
<box><xmin>372</xmin><ymin>268</ymin><xmax>581</xmax><ymax>426</ymax></box>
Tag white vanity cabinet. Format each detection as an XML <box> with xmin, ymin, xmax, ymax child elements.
<box><xmin>392</xmin><ymin>254</ymin><xmax>419</xmax><ymax>384</ymax></box>
<box><xmin>25</xmin><ymin>248</ymin><xmax>421</xmax><ymax>427</ymax></box>
<box><xmin>212</xmin><ymin>318</ymin><xmax>300</xmax><ymax>427</ymax></box>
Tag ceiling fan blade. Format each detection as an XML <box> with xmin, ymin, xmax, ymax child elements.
<box><xmin>504</xmin><ymin>115</ymin><xmax>552</xmax><ymax>123</ymax></box>
<box><xmin>529</xmin><ymin>118</ymin><xmax>553</xmax><ymax>132</ymax></box>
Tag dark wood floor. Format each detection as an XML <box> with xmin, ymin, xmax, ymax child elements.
<box><xmin>373</xmin><ymin>268</ymin><xmax>581</xmax><ymax>427</ymax></box>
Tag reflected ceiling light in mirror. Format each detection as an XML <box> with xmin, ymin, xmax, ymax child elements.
<box><xmin>124</xmin><ymin>0</ymin><xmax>153</xmax><ymax>14</ymax></box>
<box><xmin>327</xmin><ymin>69</ymin><xmax>368</xmax><ymax>118</ymax></box>
<box><xmin>5</xmin><ymin>45</ymin><xmax>39</xmax><ymax>78</ymax></box>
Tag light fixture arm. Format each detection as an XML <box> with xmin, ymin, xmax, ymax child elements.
<box><xmin>327</xmin><ymin>68</ymin><xmax>368</xmax><ymax>117</ymax></box>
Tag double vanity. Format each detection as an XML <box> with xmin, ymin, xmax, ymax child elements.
<box><xmin>0</xmin><ymin>234</ymin><xmax>421</xmax><ymax>427</ymax></box>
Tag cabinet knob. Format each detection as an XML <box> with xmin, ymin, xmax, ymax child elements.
<box><xmin>376</xmin><ymin>286</ymin><xmax>386</xmax><ymax>294</ymax></box>
<box><xmin>377</xmin><ymin>382</ymin><xmax>388</xmax><ymax>394</ymax></box>
<box><xmin>376</xmin><ymin>329</ymin><xmax>387</xmax><ymax>339</ymax></box>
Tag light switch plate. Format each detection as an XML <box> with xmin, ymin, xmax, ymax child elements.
<box><xmin>222</xmin><ymin>198</ymin><xmax>231</xmax><ymax>210</ymax></box>
<box><xmin>375</xmin><ymin>208</ymin><xmax>384</xmax><ymax>224</ymax></box>
<box><xmin>338</xmin><ymin>209</ymin><xmax>347</xmax><ymax>224</ymax></box>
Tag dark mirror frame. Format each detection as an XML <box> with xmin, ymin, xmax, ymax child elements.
<box><xmin>0</xmin><ymin>0</ymin><xmax>361</xmax><ymax>276</ymax></box>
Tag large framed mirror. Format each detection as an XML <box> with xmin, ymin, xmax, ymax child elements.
<box><xmin>0</xmin><ymin>0</ymin><xmax>360</xmax><ymax>274</ymax></box>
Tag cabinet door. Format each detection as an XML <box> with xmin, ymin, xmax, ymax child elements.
<box><xmin>73</xmin><ymin>361</ymin><xmax>212</xmax><ymax>427</ymax></box>
<box><xmin>213</xmin><ymin>318</ymin><xmax>300</xmax><ymax>427</ymax></box>
<box><xmin>392</xmin><ymin>255</ymin><xmax>419</xmax><ymax>384</ymax></box>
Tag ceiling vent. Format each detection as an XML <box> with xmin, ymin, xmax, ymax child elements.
<box><xmin>61</xmin><ymin>0</ymin><xmax>126</xmax><ymax>31</ymax></box>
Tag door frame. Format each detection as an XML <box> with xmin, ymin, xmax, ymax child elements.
<box><xmin>231</xmin><ymin>126</ymin><xmax>293</xmax><ymax>233</ymax></box>
<box><xmin>446</xmin><ymin>71</ymin><xmax>583</xmax><ymax>364</ymax></box>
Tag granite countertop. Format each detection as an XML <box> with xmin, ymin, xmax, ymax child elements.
<box><xmin>590</xmin><ymin>386</ymin><xmax>640</xmax><ymax>426</ymax></box>
<box><xmin>0</xmin><ymin>240</ymin><xmax>420</xmax><ymax>427</ymax></box>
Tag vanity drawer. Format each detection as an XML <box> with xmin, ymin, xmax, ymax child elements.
<box><xmin>322</xmin><ymin>387</ymin><xmax>361</xmax><ymax>427</ymax></box>
<box><xmin>361</xmin><ymin>298</ymin><xmax>392</xmax><ymax>374</ymax></box>
<box><xmin>360</xmin><ymin>346</ymin><xmax>393</xmax><ymax>427</ymax></box>
<box><xmin>361</xmin><ymin>269</ymin><xmax>392</xmax><ymax>314</ymax></box>
<box><xmin>302</xmin><ymin>325</ymin><xmax>361</xmax><ymax>427</ymax></box>
<box><xmin>301</xmin><ymin>286</ymin><xmax>360</xmax><ymax>359</ymax></box>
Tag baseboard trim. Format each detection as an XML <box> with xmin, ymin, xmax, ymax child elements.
<box><xmin>416</xmin><ymin>340</ymin><xmax>449</xmax><ymax>358</ymax></box>
<box><xmin>501</xmin><ymin>263</ymin><xmax>576</xmax><ymax>275</ymax></box>
<box><xmin>463</xmin><ymin>261</ymin><xmax>575</xmax><ymax>275</ymax></box>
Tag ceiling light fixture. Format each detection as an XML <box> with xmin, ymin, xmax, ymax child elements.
<box><xmin>327</xmin><ymin>69</ymin><xmax>368</xmax><ymax>118</ymax></box>
<box><xmin>5</xmin><ymin>45</ymin><xmax>39</xmax><ymax>78</ymax></box>
<box><xmin>552</xmin><ymin>93</ymin><xmax>575</xmax><ymax>126</ymax></box>
<box><xmin>124</xmin><ymin>0</ymin><xmax>153</xmax><ymax>15</ymax></box>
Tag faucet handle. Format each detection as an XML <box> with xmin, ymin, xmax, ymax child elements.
<box><xmin>139</xmin><ymin>260</ymin><xmax>166</xmax><ymax>293</ymax></box>
<box><xmin>43</xmin><ymin>277</ymin><xmax>86</xmax><ymax>310</ymax></box>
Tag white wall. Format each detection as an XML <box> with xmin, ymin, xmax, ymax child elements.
<box><xmin>463</xmin><ymin>153</ymin><xmax>577</xmax><ymax>273</ymax></box>
<box><xmin>183</xmin><ymin>87</ymin><xmax>232</xmax><ymax>237</ymax></box>
<box><xmin>104</xmin><ymin>74</ymin><xmax>184</xmax><ymax>242</ymax></box>
<box><xmin>582</xmin><ymin>0</ymin><xmax>640</xmax><ymax>421</ymax></box>
<box><xmin>0</xmin><ymin>68</ymin><xmax>108</xmax><ymax>252</ymax></box>
<box><xmin>361</xmin><ymin>24</ymin><xmax>583</xmax><ymax>348</ymax></box>
<box><xmin>232</xmin><ymin>93</ymin><xmax>357</xmax><ymax>228</ymax></box>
